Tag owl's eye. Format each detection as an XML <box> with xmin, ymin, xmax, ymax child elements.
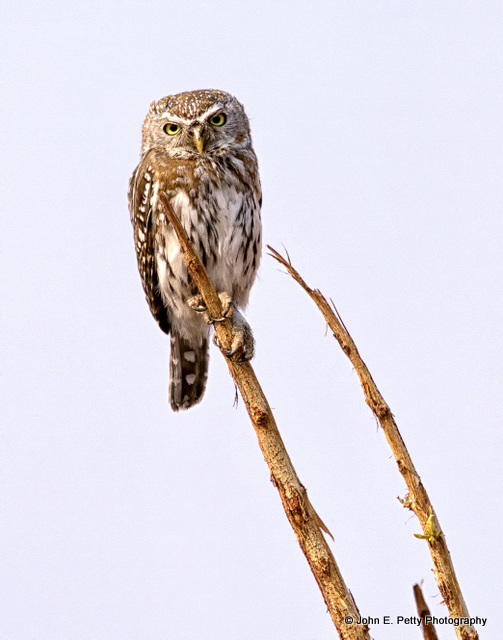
<box><xmin>164</xmin><ymin>123</ymin><xmax>181</xmax><ymax>135</ymax></box>
<box><xmin>210</xmin><ymin>113</ymin><xmax>227</xmax><ymax>127</ymax></box>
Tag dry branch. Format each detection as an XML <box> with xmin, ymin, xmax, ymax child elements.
<box><xmin>159</xmin><ymin>193</ymin><xmax>369</xmax><ymax>640</ymax></box>
<box><xmin>268</xmin><ymin>245</ymin><xmax>479</xmax><ymax>640</ymax></box>
<box><xmin>413</xmin><ymin>583</ymin><xmax>439</xmax><ymax>640</ymax></box>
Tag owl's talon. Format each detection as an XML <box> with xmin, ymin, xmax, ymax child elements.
<box><xmin>223</xmin><ymin>345</ymin><xmax>248</xmax><ymax>363</ymax></box>
<box><xmin>187</xmin><ymin>295</ymin><xmax>207</xmax><ymax>312</ymax></box>
<box><xmin>187</xmin><ymin>295</ymin><xmax>212</xmax><ymax>324</ymax></box>
<box><xmin>218</xmin><ymin>292</ymin><xmax>234</xmax><ymax>319</ymax></box>
<box><xmin>217</xmin><ymin>309</ymin><xmax>255</xmax><ymax>363</ymax></box>
<box><xmin>212</xmin><ymin>329</ymin><xmax>248</xmax><ymax>365</ymax></box>
<box><xmin>188</xmin><ymin>292</ymin><xmax>235</xmax><ymax>325</ymax></box>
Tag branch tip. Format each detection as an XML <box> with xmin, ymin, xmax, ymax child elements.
<box><xmin>273</xmin><ymin>244</ymin><xmax>479</xmax><ymax>640</ymax></box>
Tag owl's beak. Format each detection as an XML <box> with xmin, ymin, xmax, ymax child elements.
<box><xmin>192</xmin><ymin>128</ymin><xmax>204</xmax><ymax>154</ymax></box>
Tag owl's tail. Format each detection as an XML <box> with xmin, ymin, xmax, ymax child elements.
<box><xmin>169</xmin><ymin>332</ymin><xmax>209</xmax><ymax>411</ymax></box>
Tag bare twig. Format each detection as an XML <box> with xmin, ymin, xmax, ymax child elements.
<box><xmin>159</xmin><ymin>193</ymin><xmax>370</xmax><ymax>640</ymax></box>
<box><xmin>267</xmin><ymin>245</ymin><xmax>479</xmax><ymax>640</ymax></box>
<box><xmin>413</xmin><ymin>583</ymin><xmax>439</xmax><ymax>640</ymax></box>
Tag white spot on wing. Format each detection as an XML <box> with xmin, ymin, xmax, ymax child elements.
<box><xmin>185</xmin><ymin>374</ymin><xmax>196</xmax><ymax>385</ymax></box>
<box><xmin>184</xmin><ymin>351</ymin><xmax>196</xmax><ymax>362</ymax></box>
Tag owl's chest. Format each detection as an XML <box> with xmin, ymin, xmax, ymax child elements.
<box><xmin>168</xmin><ymin>181</ymin><xmax>244</xmax><ymax>249</ymax></box>
<box><xmin>158</xmin><ymin>156</ymin><xmax>247</xmax><ymax>239</ymax></box>
<box><xmin>154</xmin><ymin>178</ymin><xmax>247</xmax><ymax>284</ymax></box>
<box><xmin>152</xmin><ymin>154</ymin><xmax>260</xmax><ymax>307</ymax></box>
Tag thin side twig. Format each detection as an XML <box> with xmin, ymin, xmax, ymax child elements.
<box><xmin>267</xmin><ymin>245</ymin><xmax>478</xmax><ymax>640</ymax></box>
<box><xmin>413</xmin><ymin>583</ymin><xmax>439</xmax><ymax>640</ymax></box>
<box><xmin>159</xmin><ymin>193</ymin><xmax>370</xmax><ymax>640</ymax></box>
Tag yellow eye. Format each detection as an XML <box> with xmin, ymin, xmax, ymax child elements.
<box><xmin>210</xmin><ymin>113</ymin><xmax>227</xmax><ymax>126</ymax></box>
<box><xmin>164</xmin><ymin>123</ymin><xmax>181</xmax><ymax>135</ymax></box>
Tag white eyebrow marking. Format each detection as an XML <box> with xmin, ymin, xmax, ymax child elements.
<box><xmin>197</xmin><ymin>103</ymin><xmax>225</xmax><ymax>121</ymax></box>
<box><xmin>158</xmin><ymin>114</ymin><xmax>191</xmax><ymax>125</ymax></box>
<box><xmin>159</xmin><ymin>104</ymin><xmax>225</xmax><ymax>126</ymax></box>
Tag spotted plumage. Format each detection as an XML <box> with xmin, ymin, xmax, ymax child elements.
<box><xmin>129</xmin><ymin>89</ymin><xmax>262</xmax><ymax>411</ymax></box>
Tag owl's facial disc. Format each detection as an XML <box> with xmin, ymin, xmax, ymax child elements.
<box><xmin>156</xmin><ymin>104</ymin><xmax>233</xmax><ymax>155</ymax></box>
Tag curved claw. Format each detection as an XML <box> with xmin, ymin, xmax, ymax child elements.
<box><xmin>223</xmin><ymin>348</ymin><xmax>249</xmax><ymax>365</ymax></box>
<box><xmin>188</xmin><ymin>292</ymin><xmax>234</xmax><ymax>325</ymax></box>
<box><xmin>210</xmin><ymin>304</ymin><xmax>255</xmax><ymax>363</ymax></box>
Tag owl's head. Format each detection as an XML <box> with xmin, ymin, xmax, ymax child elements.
<box><xmin>140</xmin><ymin>89</ymin><xmax>252</xmax><ymax>157</ymax></box>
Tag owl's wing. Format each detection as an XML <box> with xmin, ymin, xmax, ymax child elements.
<box><xmin>128</xmin><ymin>151</ymin><xmax>170</xmax><ymax>335</ymax></box>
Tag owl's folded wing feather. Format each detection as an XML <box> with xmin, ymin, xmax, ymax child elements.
<box><xmin>128</xmin><ymin>152</ymin><xmax>170</xmax><ymax>335</ymax></box>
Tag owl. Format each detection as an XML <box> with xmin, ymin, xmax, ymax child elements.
<box><xmin>129</xmin><ymin>89</ymin><xmax>262</xmax><ymax>411</ymax></box>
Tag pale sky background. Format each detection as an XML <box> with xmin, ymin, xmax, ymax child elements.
<box><xmin>2</xmin><ymin>1</ymin><xmax>502</xmax><ymax>639</ymax></box>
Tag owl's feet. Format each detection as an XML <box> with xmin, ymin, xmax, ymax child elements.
<box><xmin>187</xmin><ymin>293</ymin><xmax>254</xmax><ymax>363</ymax></box>
<box><xmin>215</xmin><ymin>309</ymin><xmax>255</xmax><ymax>364</ymax></box>
<box><xmin>187</xmin><ymin>292</ymin><xmax>233</xmax><ymax>324</ymax></box>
